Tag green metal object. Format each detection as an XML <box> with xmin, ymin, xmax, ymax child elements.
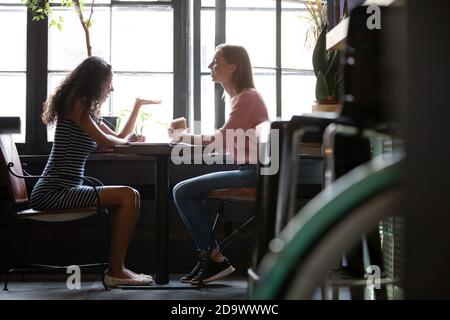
<box><xmin>252</xmin><ymin>155</ymin><xmax>402</xmax><ymax>300</ymax></box>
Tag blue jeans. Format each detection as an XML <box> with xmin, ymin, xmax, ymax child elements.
<box><xmin>173</xmin><ymin>165</ymin><xmax>257</xmax><ymax>252</ymax></box>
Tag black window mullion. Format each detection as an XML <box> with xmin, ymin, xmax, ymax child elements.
<box><xmin>276</xmin><ymin>0</ymin><xmax>281</xmax><ymax>118</ymax></box>
<box><xmin>173</xmin><ymin>0</ymin><xmax>190</xmax><ymax>120</ymax></box>
<box><xmin>214</xmin><ymin>0</ymin><xmax>225</xmax><ymax>129</ymax></box>
<box><xmin>24</xmin><ymin>8</ymin><xmax>48</xmax><ymax>155</ymax></box>
<box><xmin>327</xmin><ymin>0</ymin><xmax>335</xmax><ymax>30</ymax></box>
<box><xmin>193</xmin><ymin>0</ymin><xmax>201</xmax><ymax>133</ymax></box>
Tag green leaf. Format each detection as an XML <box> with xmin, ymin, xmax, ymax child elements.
<box><xmin>312</xmin><ymin>26</ymin><xmax>327</xmax><ymax>76</ymax></box>
<box><xmin>57</xmin><ymin>23</ymin><xmax>62</xmax><ymax>31</ymax></box>
<box><xmin>315</xmin><ymin>71</ymin><xmax>328</xmax><ymax>102</ymax></box>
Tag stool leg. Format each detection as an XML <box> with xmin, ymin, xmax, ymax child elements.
<box><xmin>332</xmin><ymin>286</ymin><xmax>340</xmax><ymax>300</ymax></box>
<box><xmin>21</xmin><ymin>219</ymin><xmax>29</xmax><ymax>282</ymax></box>
<box><xmin>321</xmin><ymin>285</ymin><xmax>327</xmax><ymax>300</ymax></box>
<box><xmin>99</xmin><ymin>210</ymin><xmax>109</xmax><ymax>290</ymax></box>
<box><xmin>207</xmin><ymin>201</ymin><xmax>225</xmax><ymax>256</ymax></box>
<box><xmin>3</xmin><ymin>271</ymin><xmax>9</xmax><ymax>291</ymax></box>
<box><xmin>198</xmin><ymin>201</ymin><xmax>225</xmax><ymax>287</ymax></box>
<box><xmin>224</xmin><ymin>221</ymin><xmax>232</xmax><ymax>239</ymax></box>
<box><xmin>218</xmin><ymin>216</ymin><xmax>255</xmax><ymax>249</ymax></box>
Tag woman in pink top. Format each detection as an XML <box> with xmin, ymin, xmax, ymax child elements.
<box><xmin>171</xmin><ymin>44</ymin><xmax>268</xmax><ymax>284</ymax></box>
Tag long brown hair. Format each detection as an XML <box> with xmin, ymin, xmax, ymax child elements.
<box><xmin>216</xmin><ymin>44</ymin><xmax>255</xmax><ymax>94</ymax></box>
<box><xmin>42</xmin><ymin>56</ymin><xmax>112</xmax><ymax>125</ymax></box>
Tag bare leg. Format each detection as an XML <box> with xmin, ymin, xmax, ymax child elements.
<box><xmin>99</xmin><ymin>186</ymin><xmax>145</xmax><ymax>279</ymax></box>
<box><xmin>133</xmin><ymin>189</ymin><xmax>141</xmax><ymax>225</ymax></box>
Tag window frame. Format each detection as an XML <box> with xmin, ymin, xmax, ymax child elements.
<box><xmin>192</xmin><ymin>0</ymin><xmax>315</xmax><ymax>132</ymax></box>
<box><xmin>0</xmin><ymin>2</ymin><xmax>31</xmax><ymax>150</ymax></box>
<box><xmin>14</xmin><ymin>0</ymin><xmax>315</xmax><ymax>154</ymax></box>
<box><xmin>15</xmin><ymin>0</ymin><xmax>188</xmax><ymax>155</ymax></box>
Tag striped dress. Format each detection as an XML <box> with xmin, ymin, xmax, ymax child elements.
<box><xmin>30</xmin><ymin>118</ymin><xmax>103</xmax><ymax>210</ymax></box>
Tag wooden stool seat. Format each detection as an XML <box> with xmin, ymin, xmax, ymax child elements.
<box><xmin>207</xmin><ymin>188</ymin><xmax>257</xmax><ymax>202</ymax></box>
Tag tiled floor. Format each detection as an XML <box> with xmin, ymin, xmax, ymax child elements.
<box><xmin>0</xmin><ymin>273</ymin><xmax>357</xmax><ymax>300</ymax></box>
<box><xmin>0</xmin><ymin>275</ymin><xmax>247</xmax><ymax>300</ymax></box>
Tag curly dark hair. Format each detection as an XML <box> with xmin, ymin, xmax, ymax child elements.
<box><xmin>42</xmin><ymin>56</ymin><xmax>112</xmax><ymax>125</ymax></box>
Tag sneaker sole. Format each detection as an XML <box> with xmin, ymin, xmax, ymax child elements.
<box><xmin>180</xmin><ymin>278</ymin><xmax>193</xmax><ymax>284</ymax></box>
<box><xmin>192</xmin><ymin>266</ymin><xmax>236</xmax><ymax>284</ymax></box>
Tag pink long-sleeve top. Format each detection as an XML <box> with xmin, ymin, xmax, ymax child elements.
<box><xmin>208</xmin><ymin>88</ymin><xmax>269</xmax><ymax>164</ymax></box>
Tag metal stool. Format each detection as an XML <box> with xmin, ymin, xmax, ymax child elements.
<box><xmin>200</xmin><ymin>188</ymin><xmax>257</xmax><ymax>284</ymax></box>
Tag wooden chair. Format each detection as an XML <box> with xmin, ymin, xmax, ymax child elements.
<box><xmin>0</xmin><ymin>133</ymin><xmax>109</xmax><ymax>290</ymax></box>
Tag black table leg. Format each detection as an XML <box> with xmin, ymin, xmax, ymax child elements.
<box><xmin>155</xmin><ymin>156</ymin><xmax>169</xmax><ymax>284</ymax></box>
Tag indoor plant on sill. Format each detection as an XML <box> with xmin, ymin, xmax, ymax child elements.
<box><xmin>311</xmin><ymin>25</ymin><xmax>342</xmax><ymax>112</ymax></box>
<box><xmin>303</xmin><ymin>0</ymin><xmax>344</xmax><ymax>112</ymax></box>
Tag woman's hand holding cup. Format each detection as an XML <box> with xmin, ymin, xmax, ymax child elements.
<box><xmin>169</xmin><ymin>117</ymin><xmax>188</xmax><ymax>142</ymax></box>
<box><xmin>128</xmin><ymin>133</ymin><xmax>146</xmax><ymax>143</ymax></box>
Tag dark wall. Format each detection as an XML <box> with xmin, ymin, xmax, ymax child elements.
<box><xmin>404</xmin><ymin>0</ymin><xmax>450</xmax><ymax>299</ymax></box>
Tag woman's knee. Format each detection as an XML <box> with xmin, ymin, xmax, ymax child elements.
<box><xmin>99</xmin><ymin>186</ymin><xmax>139</xmax><ymax>208</ymax></box>
<box><xmin>115</xmin><ymin>186</ymin><xmax>139</xmax><ymax>207</ymax></box>
<box><xmin>126</xmin><ymin>186</ymin><xmax>139</xmax><ymax>202</ymax></box>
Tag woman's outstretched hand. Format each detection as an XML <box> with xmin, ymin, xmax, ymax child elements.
<box><xmin>134</xmin><ymin>98</ymin><xmax>162</xmax><ymax>108</ymax></box>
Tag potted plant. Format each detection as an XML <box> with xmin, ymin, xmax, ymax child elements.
<box><xmin>312</xmin><ymin>26</ymin><xmax>342</xmax><ymax>112</ymax></box>
<box><xmin>304</xmin><ymin>0</ymin><xmax>344</xmax><ymax>112</ymax></box>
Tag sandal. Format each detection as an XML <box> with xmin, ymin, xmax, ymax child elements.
<box><xmin>103</xmin><ymin>271</ymin><xmax>154</xmax><ymax>288</ymax></box>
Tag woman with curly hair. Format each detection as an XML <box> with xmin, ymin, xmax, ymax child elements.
<box><xmin>30</xmin><ymin>56</ymin><xmax>161</xmax><ymax>287</ymax></box>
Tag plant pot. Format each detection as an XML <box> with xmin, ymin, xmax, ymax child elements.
<box><xmin>312</xmin><ymin>101</ymin><xmax>340</xmax><ymax>113</ymax></box>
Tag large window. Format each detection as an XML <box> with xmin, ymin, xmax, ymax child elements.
<box><xmin>3</xmin><ymin>0</ymin><xmax>317</xmax><ymax>153</ymax></box>
<box><xmin>281</xmin><ymin>0</ymin><xmax>316</xmax><ymax>119</ymax></box>
<box><xmin>0</xmin><ymin>1</ymin><xmax>27</xmax><ymax>142</ymax></box>
<box><xmin>226</xmin><ymin>0</ymin><xmax>277</xmax><ymax>121</ymax></box>
<box><xmin>47</xmin><ymin>1</ymin><xmax>173</xmax><ymax>142</ymax></box>
<box><xmin>196</xmin><ymin>0</ymin><xmax>315</xmax><ymax>134</ymax></box>
<box><xmin>199</xmin><ymin>1</ymin><xmax>216</xmax><ymax>134</ymax></box>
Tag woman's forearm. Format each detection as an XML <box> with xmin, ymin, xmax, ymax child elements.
<box><xmin>97</xmin><ymin>134</ymin><xmax>128</xmax><ymax>148</ymax></box>
<box><xmin>117</xmin><ymin>105</ymin><xmax>140</xmax><ymax>138</ymax></box>
<box><xmin>116</xmin><ymin>98</ymin><xmax>161</xmax><ymax>138</ymax></box>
